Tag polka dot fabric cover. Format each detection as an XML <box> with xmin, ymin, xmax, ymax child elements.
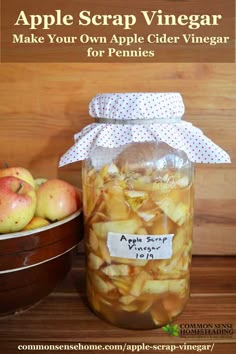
<box><xmin>59</xmin><ymin>93</ymin><xmax>231</xmax><ymax>166</ymax></box>
<box><xmin>89</xmin><ymin>92</ymin><xmax>184</xmax><ymax>121</ymax></box>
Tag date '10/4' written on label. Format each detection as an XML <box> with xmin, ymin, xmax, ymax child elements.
<box><xmin>107</xmin><ymin>233</ymin><xmax>174</xmax><ymax>260</ymax></box>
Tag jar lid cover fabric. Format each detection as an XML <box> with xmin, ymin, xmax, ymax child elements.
<box><xmin>59</xmin><ymin>93</ymin><xmax>231</xmax><ymax>166</ymax></box>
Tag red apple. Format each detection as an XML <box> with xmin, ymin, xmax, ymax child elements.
<box><xmin>0</xmin><ymin>176</ymin><xmax>37</xmax><ymax>233</ymax></box>
<box><xmin>0</xmin><ymin>166</ymin><xmax>35</xmax><ymax>188</ymax></box>
<box><xmin>35</xmin><ymin>179</ymin><xmax>81</xmax><ymax>222</ymax></box>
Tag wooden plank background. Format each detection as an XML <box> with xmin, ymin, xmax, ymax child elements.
<box><xmin>0</xmin><ymin>63</ymin><xmax>235</xmax><ymax>255</ymax></box>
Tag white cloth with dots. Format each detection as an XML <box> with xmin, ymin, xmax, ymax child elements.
<box><xmin>59</xmin><ymin>93</ymin><xmax>231</xmax><ymax>166</ymax></box>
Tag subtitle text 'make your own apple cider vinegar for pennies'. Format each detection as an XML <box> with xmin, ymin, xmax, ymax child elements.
<box><xmin>59</xmin><ymin>93</ymin><xmax>231</xmax><ymax>329</ymax></box>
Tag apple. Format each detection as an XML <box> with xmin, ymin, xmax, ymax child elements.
<box><xmin>0</xmin><ymin>166</ymin><xmax>35</xmax><ymax>188</ymax></box>
<box><xmin>23</xmin><ymin>216</ymin><xmax>50</xmax><ymax>231</ymax></box>
<box><xmin>35</xmin><ymin>179</ymin><xmax>81</xmax><ymax>222</ymax></box>
<box><xmin>0</xmin><ymin>176</ymin><xmax>37</xmax><ymax>233</ymax></box>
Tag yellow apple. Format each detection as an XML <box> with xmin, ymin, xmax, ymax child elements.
<box><xmin>23</xmin><ymin>216</ymin><xmax>50</xmax><ymax>230</ymax></box>
<box><xmin>35</xmin><ymin>179</ymin><xmax>82</xmax><ymax>222</ymax></box>
<box><xmin>0</xmin><ymin>166</ymin><xmax>35</xmax><ymax>188</ymax></box>
<box><xmin>0</xmin><ymin>176</ymin><xmax>37</xmax><ymax>233</ymax></box>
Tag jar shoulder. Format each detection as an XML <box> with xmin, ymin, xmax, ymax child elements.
<box><xmin>86</xmin><ymin>141</ymin><xmax>193</xmax><ymax>177</ymax></box>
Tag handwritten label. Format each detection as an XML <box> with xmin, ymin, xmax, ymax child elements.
<box><xmin>107</xmin><ymin>233</ymin><xmax>174</xmax><ymax>260</ymax></box>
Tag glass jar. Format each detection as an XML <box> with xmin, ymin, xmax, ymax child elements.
<box><xmin>83</xmin><ymin>141</ymin><xmax>194</xmax><ymax>329</ymax></box>
<box><xmin>59</xmin><ymin>92</ymin><xmax>230</xmax><ymax>330</ymax></box>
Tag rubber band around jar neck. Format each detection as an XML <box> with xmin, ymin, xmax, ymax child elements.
<box><xmin>94</xmin><ymin>117</ymin><xmax>182</xmax><ymax>125</ymax></box>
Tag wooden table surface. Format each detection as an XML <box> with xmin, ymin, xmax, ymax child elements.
<box><xmin>0</xmin><ymin>254</ymin><xmax>236</xmax><ymax>354</ymax></box>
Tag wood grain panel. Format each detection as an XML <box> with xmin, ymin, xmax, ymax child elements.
<box><xmin>0</xmin><ymin>63</ymin><xmax>235</xmax><ymax>254</ymax></box>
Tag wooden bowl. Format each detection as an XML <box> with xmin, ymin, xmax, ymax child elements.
<box><xmin>0</xmin><ymin>209</ymin><xmax>83</xmax><ymax>316</ymax></box>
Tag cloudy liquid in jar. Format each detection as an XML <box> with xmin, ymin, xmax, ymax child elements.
<box><xmin>83</xmin><ymin>151</ymin><xmax>193</xmax><ymax>329</ymax></box>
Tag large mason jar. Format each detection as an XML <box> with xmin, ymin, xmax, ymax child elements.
<box><xmin>59</xmin><ymin>92</ymin><xmax>230</xmax><ymax>330</ymax></box>
<box><xmin>83</xmin><ymin>141</ymin><xmax>194</xmax><ymax>329</ymax></box>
